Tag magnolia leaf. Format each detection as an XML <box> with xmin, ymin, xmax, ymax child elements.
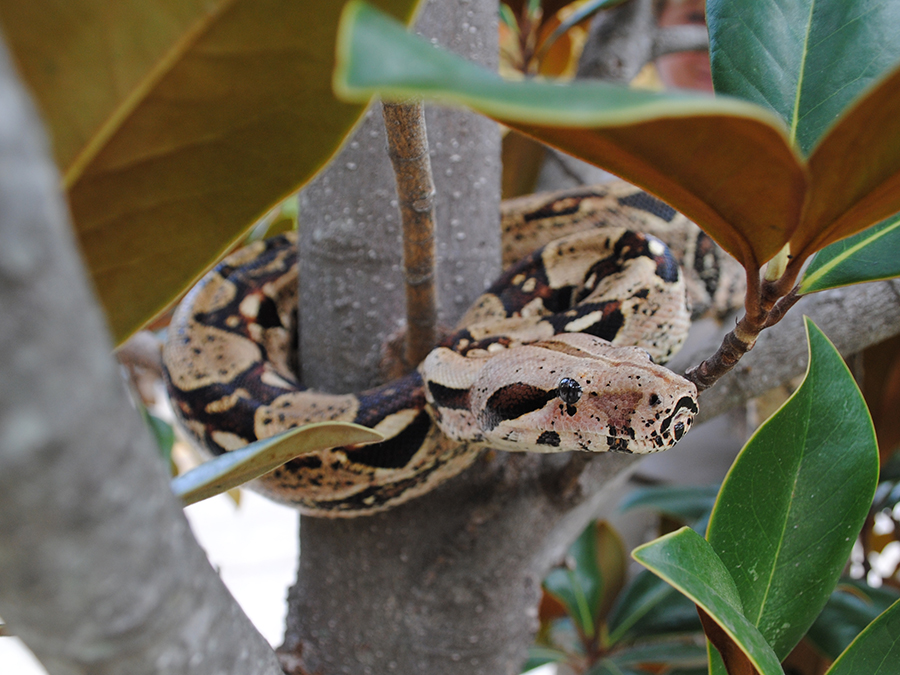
<box><xmin>0</xmin><ymin>0</ymin><xmax>421</xmax><ymax>343</ymax></box>
<box><xmin>583</xmin><ymin>662</ymin><xmax>643</xmax><ymax>675</ymax></box>
<box><xmin>606</xmin><ymin>569</ymin><xmax>702</xmax><ymax>644</ymax></box>
<box><xmin>632</xmin><ymin>527</ymin><xmax>783</xmax><ymax>675</ymax></box>
<box><xmin>800</xmin><ymin>213</ymin><xmax>900</xmax><ymax>294</ymax></box>
<box><xmin>706</xmin><ymin>318</ymin><xmax>878</xmax><ymax>659</ymax></box>
<box><xmin>334</xmin><ymin>0</ymin><xmax>806</xmax><ymax>270</ymax></box>
<box><xmin>825</xmin><ymin>599</ymin><xmax>900</xmax><ymax>675</ymax></box>
<box><xmin>543</xmin><ymin>521</ymin><xmax>605</xmax><ymax>637</ymax></box>
<box><xmin>521</xmin><ymin>646</ymin><xmax>570</xmax><ymax>673</ymax></box>
<box><xmin>171</xmin><ymin>421</ymin><xmax>383</xmax><ymax>506</ymax></box>
<box><xmin>793</xmin><ymin>64</ymin><xmax>900</xmax><ymax>260</ymax></box>
<box><xmin>708</xmin><ymin>0</ymin><xmax>900</xmax><ymax>156</ymax></box>
<box><xmin>708</xmin><ymin>0</ymin><xmax>900</xmax><ymax>264</ymax></box>
<box><xmin>594</xmin><ymin>522</ymin><xmax>627</xmax><ymax>623</ymax></box>
<box><xmin>619</xmin><ymin>484</ymin><xmax>719</xmax><ymax>523</ymax></box>
<box><xmin>608</xmin><ymin>639</ymin><xmax>707</xmax><ymax>668</ymax></box>
<box><xmin>807</xmin><ymin>581</ymin><xmax>900</xmax><ymax>661</ymax></box>
<box><xmin>144</xmin><ymin>411</ymin><xmax>175</xmax><ymax>463</ymax></box>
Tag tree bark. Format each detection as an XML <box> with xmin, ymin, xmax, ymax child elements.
<box><xmin>0</xmin><ymin>36</ymin><xmax>283</xmax><ymax>675</ymax></box>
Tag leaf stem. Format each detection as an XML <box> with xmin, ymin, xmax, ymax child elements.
<box><xmin>382</xmin><ymin>100</ymin><xmax>438</xmax><ymax>368</ymax></box>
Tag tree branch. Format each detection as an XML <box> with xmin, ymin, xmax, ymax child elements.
<box><xmin>651</xmin><ymin>24</ymin><xmax>709</xmax><ymax>60</ymax></box>
<box><xmin>668</xmin><ymin>279</ymin><xmax>900</xmax><ymax>422</ymax></box>
<box><xmin>382</xmin><ymin>100</ymin><xmax>438</xmax><ymax>368</ymax></box>
<box><xmin>0</xmin><ymin>37</ymin><xmax>283</xmax><ymax>675</ymax></box>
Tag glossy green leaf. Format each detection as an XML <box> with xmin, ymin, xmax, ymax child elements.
<box><xmin>632</xmin><ymin>527</ymin><xmax>783</xmax><ymax>675</ymax></box>
<box><xmin>807</xmin><ymin>580</ymin><xmax>900</xmax><ymax>661</ymax></box>
<box><xmin>800</xmin><ymin>213</ymin><xmax>900</xmax><ymax>294</ymax></box>
<box><xmin>521</xmin><ymin>646</ymin><xmax>570</xmax><ymax>673</ymax></box>
<box><xmin>0</xmin><ymin>0</ymin><xmax>421</xmax><ymax>343</ymax></box>
<box><xmin>584</xmin><ymin>662</ymin><xmax>642</xmax><ymax>675</ymax></box>
<box><xmin>708</xmin><ymin>0</ymin><xmax>900</xmax><ymax>156</ymax></box>
<box><xmin>607</xmin><ymin>569</ymin><xmax>702</xmax><ymax>644</ymax></box>
<box><xmin>706</xmin><ymin>318</ymin><xmax>879</xmax><ymax>660</ymax></box>
<box><xmin>610</xmin><ymin>639</ymin><xmax>707</xmax><ymax>668</ymax></box>
<box><xmin>144</xmin><ymin>411</ymin><xmax>175</xmax><ymax>463</ymax></box>
<box><xmin>708</xmin><ymin>0</ymin><xmax>900</xmax><ymax>264</ymax></box>
<box><xmin>543</xmin><ymin>521</ymin><xmax>605</xmax><ymax>637</ymax></box>
<box><xmin>334</xmin><ymin>0</ymin><xmax>806</xmax><ymax>270</ymax></box>
<box><xmin>618</xmin><ymin>484</ymin><xmax>719</xmax><ymax>523</ymax></box>
<box><xmin>826</xmin><ymin>599</ymin><xmax>900</xmax><ymax>675</ymax></box>
<box><xmin>171</xmin><ymin>422</ymin><xmax>383</xmax><ymax>506</ymax></box>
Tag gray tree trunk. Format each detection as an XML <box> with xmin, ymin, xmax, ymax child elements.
<box><xmin>0</xmin><ymin>36</ymin><xmax>284</xmax><ymax>675</ymax></box>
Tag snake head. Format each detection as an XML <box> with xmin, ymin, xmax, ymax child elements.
<box><xmin>423</xmin><ymin>333</ymin><xmax>697</xmax><ymax>454</ymax></box>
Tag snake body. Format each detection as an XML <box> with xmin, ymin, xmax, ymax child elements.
<box><xmin>163</xmin><ymin>183</ymin><xmax>703</xmax><ymax>517</ymax></box>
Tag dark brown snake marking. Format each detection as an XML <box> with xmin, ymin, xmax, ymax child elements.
<box><xmin>164</xmin><ymin>181</ymin><xmax>712</xmax><ymax>517</ymax></box>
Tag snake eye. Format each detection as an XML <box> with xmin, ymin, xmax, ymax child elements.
<box><xmin>674</xmin><ymin>421</ymin><xmax>685</xmax><ymax>440</ymax></box>
<box><xmin>557</xmin><ymin>378</ymin><xmax>582</xmax><ymax>405</ymax></box>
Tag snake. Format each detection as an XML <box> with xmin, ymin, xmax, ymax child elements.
<box><xmin>163</xmin><ymin>181</ymin><xmax>716</xmax><ymax>517</ymax></box>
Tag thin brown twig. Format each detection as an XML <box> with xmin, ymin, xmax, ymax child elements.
<box><xmin>764</xmin><ymin>286</ymin><xmax>802</xmax><ymax>329</ymax></box>
<box><xmin>382</xmin><ymin>101</ymin><xmax>438</xmax><ymax>369</ymax></box>
<box><xmin>685</xmin><ymin>255</ymin><xmax>809</xmax><ymax>392</ymax></box>
<box><xmin>685</xmin><ymin>264</ymin><xmax>768</xmax><ymax>392</ymax></box>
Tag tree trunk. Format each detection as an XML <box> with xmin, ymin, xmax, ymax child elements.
<box><xmin>0</xmin><ymin>36</ymin><xmax>283</xmax><ymax>675</ymax></box>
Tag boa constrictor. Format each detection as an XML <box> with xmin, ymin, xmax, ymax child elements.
<box><xmin>163</xmin><ymin>182</ymin><xmax>706</xmax><ymax>517</ymax></box>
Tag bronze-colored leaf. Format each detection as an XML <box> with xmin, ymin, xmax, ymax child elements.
<box><xmin>698</xmin><ymin>606</ymin><xmax>761</xmax><ymax>675</ymax></box>
<box><xmin>791</xmin><ymin>64</ymin><xmax>900</xmax><ymax>261</ymax></box>
<box><xmin>0</xmin><ymin>0</ymin><xmax>420</xmax><ymax>343</ymax></box>
<box><xmin>511</xmin><ymin>118</ymin><xmax>806</xmax><ymax>269</ymax></box>
<box><xmin>334</xmin><ymin>0</ymin><xmax>808</xmax><ymax>272</ymax></box>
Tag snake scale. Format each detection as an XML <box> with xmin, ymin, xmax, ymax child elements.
<box><xmin>163</xmin><ymin>181</ymin><xmax>729</xmax><ymax>517</ymax></box>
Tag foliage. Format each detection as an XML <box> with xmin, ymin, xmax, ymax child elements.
<box><xmin>335</xmin><ymin>0</ymin><xmax>900</xmax><ymax>281</ymax></box>
<box><xmin>499</xmin><ymin>0</ymin><xmax>623</xmax><ymax>78</ymax></box>
<box><xmin>170</xmin><ymin>422</ymin><xmax>383</xmax><ymax>506</ymax></box>
<box><xmin>334</xmin><ymin>0</ymin><xmax>900</xmax><ymax>390</ymax></box>
<box><xmin>533</xmin><ymin>320</ymin><xmax>889</xmax><ymax>674</ymax></box>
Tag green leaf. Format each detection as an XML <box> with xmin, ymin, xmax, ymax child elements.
<box><xmin>543</xmin><ymin>522</ymin><xmax>605</xmax><ymax>637</ymax></box>
<box><xmin>807</xmin><ymin>580</ymin><xmax>900</xmax><ymax>661</ymax></box>
<box><xmin>499</xmin><ymin>3</ymin><xmax>518</xmax><ymax>30</ymax></box>
<box><xmin>706</xmin><ymin>318</ymin><xmax>879</xmax><ymax>659</ymax></box>
<box><xmin>171</xmin><ymin>421</ymin><xmax>383</xmax><ymax>506</ymax></box>
<box><xmin>521</xmin><ymin>646</ymin><xmax>570</xmax><ymax>673</ymax></box>
<box><xmin>609</xmin><ymin>639</ymin><xmax>707</xmax><ymax>668</ymax></box>
<box><xmin>536</xmin><ymin>0</ymin><xmax>629</xmax><ymax>62</ymax></box>
<box><xmin>618</xmin><ymin>484</ymin><xmax>719</xmax><ymax>523</ymax></box>
<box><xmin>584</xmin><ymin>662</ymin><xmax>643</xmax><ymax>675</ymax></box>
<box><xmin>632</xmin><ymin>527</ymin><xmax>784</xmax><ymax>675</ymax></box>
<box><xmin>800</xmin><ymin>212</ymin><xmax>900</xmax><ymax>293</ymax></box>
<box><xmin>144</xmin><ymin>412</ymin><xmax>175</xmax><ymax>463</ymax></box>
<box><xmin>825</xmin><ymin>598</ymin><xmax>900</xmax><ymax>675</ymax></box>
<box><xmin>606</xmin><ymin>569</ymin><xmax>702</xmax><ymax>644</ymax></box>
<box><xmin>334</xmin><ymin>0</ymin><xmax>806</xmax><ymax>270</ymax></box>
<box><xmin>0</xmin><ymin>0</ymin><xmax>421</xmax><ymax>343</ymax></box>
<box><xmin>708</xmin><ymin>0</ymin><xmax>900</xmax><ymax>155</ymax></box>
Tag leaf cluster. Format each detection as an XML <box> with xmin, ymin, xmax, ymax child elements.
<box><xmin>533</xmin><ymin>320</ymin><xmax>893</xmax><ymax>675</ymax></box>
<box><xmin>334</xmin><ymin>0</ymin><xmax>900</xmax><ymax>389</ymax></box>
